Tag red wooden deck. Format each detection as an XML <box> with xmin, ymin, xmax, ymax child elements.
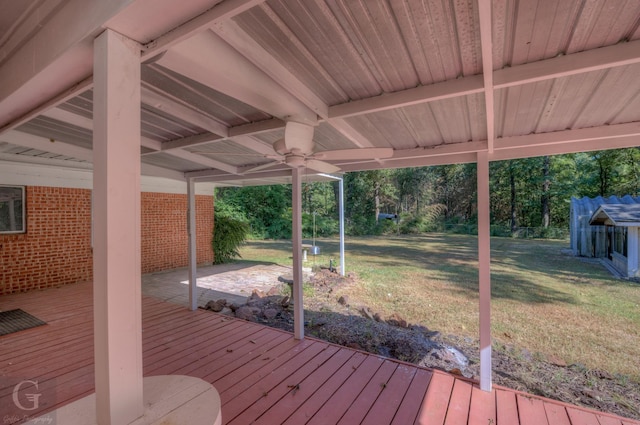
<box><xmin>1</xmin><ymin>282</ymin><xmax>638</xmax><ymax>425</ymax></box>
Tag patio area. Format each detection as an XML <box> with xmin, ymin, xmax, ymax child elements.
<box><xmin>1</xmin><ymin>280</ymin><xmax>638</xmax><ymax>425</ymax></box>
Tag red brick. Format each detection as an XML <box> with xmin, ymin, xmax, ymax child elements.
<box><xmin>0</xmin><ymin>187</ymin><xmax>214</xmax><ymax>295</ymax></box>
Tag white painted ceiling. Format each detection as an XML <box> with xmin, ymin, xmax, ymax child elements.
<box><xmin>0</xmin><ymin>0</ymin><xmax>639</xmax><ymax>187</ymax></box>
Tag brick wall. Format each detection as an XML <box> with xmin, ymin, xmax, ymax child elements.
<box><xmin>141</xmin><ymin>192</ymin><xmax>214</xmax><ymax>273</ymax></box>
<box><xmin>1</xmin><ymin>186</ymin><xmax>214</xmax><ymax>295</ymax></box>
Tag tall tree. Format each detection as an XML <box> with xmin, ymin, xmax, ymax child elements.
<box><xmin>541</xmin><ymin>156</ymin><xmax>551</xmax><ymax>228</ymax></box>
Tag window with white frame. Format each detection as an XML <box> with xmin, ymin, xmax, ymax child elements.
<box><xmin>0</xmin><ymin>185</ymin><xmax>25</xmax><ymax>234</ymax></box>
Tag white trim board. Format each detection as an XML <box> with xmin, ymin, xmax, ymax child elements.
<box><xmin>0</xmin><ymin>161</ymin><xmax>214</xmax><ymax>195</ymax></box>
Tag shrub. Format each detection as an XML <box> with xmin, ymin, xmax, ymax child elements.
<box><xmin>212</xmin><ymin>214</ymin><xmax>249</xmax><ymax>264</ymax></box>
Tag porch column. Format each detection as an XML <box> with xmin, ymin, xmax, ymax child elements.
<box><xmin>187</xmin><ymin>177</ymin><xmax>198</xmax><ymax>311</ymax></box>
<box><xmin>339</xmin><ymin>176</ymin><xmax>345</xmax><ymax>276</ymax></box>
<box><xmin>477</xmin><ymin>151</ymin><xmax>492</xmax><ymax>391</ymax></box>
<box><xmin>292</xmin><ymin>167</ymin><xmax>304</xmax><ymax>339</ymax></box>
<box><xmin>93</xmin><ymin>29</ymin><xmax>143</xmax><ymax>425</ymax></box>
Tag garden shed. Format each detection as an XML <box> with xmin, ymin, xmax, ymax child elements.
<box><xmin>589</xmin><ymin>203</ymin><xmax>640</xmax><ymax>278</ymax></box>
<box><xmin>570</xmin><ymin>195</ymin><xmax>640</xmax><ymax>258</ymax></box>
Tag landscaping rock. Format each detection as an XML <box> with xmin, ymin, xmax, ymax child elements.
<box><xmin>228</xmin><ymin>303</ymin><xmax>240</xmax><ymax>312</ymax></box>
<box><xmin>205</xmin><ymin>299</ymin><xmax>226</xmax><ymax>312</ymax></box>
<box><xmin>337</xmin><ymin>295</ymin><xmax>349</xmax><ymax>306</ymax></box>
<box><xmin>263</xmin><ymin>308</ymin><xmax>278</xmax><ymax>320</ymax></box>
<box><xmin>235</xmin><ymin>306</ymin><xmax>257</xmax><ymax>321</ymax></box>
<box><xmin>280</xmin><ymin>296</ymin><xmax>290</xmax><ymax>308</ymax></box>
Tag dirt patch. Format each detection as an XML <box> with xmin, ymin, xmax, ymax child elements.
<box><xmin>203</xmin><ymin>268</ymin><xmax>640</xmax><ymax>421</ymax></box>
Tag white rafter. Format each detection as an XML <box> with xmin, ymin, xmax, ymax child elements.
<box><xmin>156</xmin><ymin>31</ymin><xmax>318</xmax><ymax>125</ymax></box>
<box><xmin>141</xmin><ymin>0</ymin><xmax>266</xmax><ymax>60</ymax></box>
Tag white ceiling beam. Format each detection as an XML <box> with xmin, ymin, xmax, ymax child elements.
<box><xmin>41</xmin><ymin>107</ymin><xmax>162</xmax><ymax>152</ymax></box>
<box><xmin>327</xmin><ymin>119</ymin><xmax>376</xmax><ymax>148</ymax></box>
<box><xmin>492</xmin><ymin>135</ymin><xmax>640</xmax><ymax>161</ymax></box>
<box><xmin>231</xmin><ymin>135</ymin><xmax>278</xmax><ymax>156</ymax></box>
<box><xmin>329</xmin><ymin>75</ymin><xmax>484</xmax><ymax>119</ymax></box>
<box><xmin>141</xmin><ymin>0</ymin><xmax>266</xmax><ymax>60</ymax></box>
<box><xmin>494</xmin><ymin>39</ymin><xmax>640</xmax><ymax>89</ymax></box>
<box><xmin>325</xmin><ymin>41</ymin><xmax>640</xmax><ymax>123</ymax></box>
<box><xmin>389</xmin><ymin>141</ymin><xmax>489</xmax><ymax>160</ymax></box>
<box><xmin>477</xmin><ymin>0</ymin><xmax>495</xmax><ymax>153</ymax></box>
<box><xmin>0</xmin><ymin>77</ymin><xmax>93</xmax><ymax>135</ymax></box>
<box><xmin>0</xmin><ymin>129</ymin><xmax>185</xmax><ymax>180</ymax></box>
<box><xmin>141</xmin><ymin>85</ymin><xmax>229</xmax><ymax>137</ymax></box>
<box><xmin>228</xmin><ymin>118</ymin><xmax>285</xmax><ymax>137</ymax></box>
<box><xmin>158</xmin><ymin>133</ymin><xmax>223</xmax><ymax>151</ymax></box>
<box><xmin>339</xmin><ymin>153</ymin><xmax>478</xmax><ymax>172</ymax></box>
<box><xmin>1</xmin><ymin>130</ymin><xmax>93</xmax><ymax>162</ymax></box>
<box><xmin>156</xmin><ymin>31</ymin><xmax>317</xmax><ymax>125</ymax></box>
<box><xmin>165</xmin><ymin>148</ymin><xmax>239</xmax><ymax>174</ymax></box>
<box><xmin>494</xmin><ymin>122</ymin><xmax>640</xmax><ymax>150</ymax></box>
<box><xmin>212</xmin><ymin>19</ymin><xmax>329</xmax><ymax>119</ymax></box>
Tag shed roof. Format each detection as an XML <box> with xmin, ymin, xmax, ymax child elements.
<box><xmin>590</xmin><ymin>204</ymin><xmax>640</xmax><ymax>226</ymax></box>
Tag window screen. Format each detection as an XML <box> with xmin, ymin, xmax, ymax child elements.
<box><xmin>0</xmin><ymin>186</ymin><xmax>25</xmax><ymax>234</ymax></box>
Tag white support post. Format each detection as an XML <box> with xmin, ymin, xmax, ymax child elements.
<box><xmin>339</xmin><ymin>177</ymin><xmax>345</xmax><ymax>276</ymax></box>
<box><xmin>292</xmin><ymin>167</ymin><xmax>304</xmax><ymax>339</ymax></box>
<box><xmin>93</xmin><ymin>29</ymin><xmax>143</xmax><ymax>425</ymax></box>
<box><xmin>187</xmin><ymin>177</ymin><xmax>198</xmax><ymax>311</ymax></box>
<box><xmin>477</xmin><ymin>151</ymin><xmax>492</xmax><ymax>392</ymax></box>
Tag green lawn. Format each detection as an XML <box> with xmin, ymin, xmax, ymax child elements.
<box><xmin>239</xmin><ymin>234</ymin><xmax>640</xmax><ymax>381</ymax></box>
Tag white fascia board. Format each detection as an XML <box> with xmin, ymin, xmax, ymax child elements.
<box><xmin>0</xmin><ymin>160</ymin><xmax>212</xmax><ymax>195</ymax></box>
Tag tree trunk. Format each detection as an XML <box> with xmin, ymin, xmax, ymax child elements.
<box><xmin>510</xmin><ymin>164</ymin><xmax>517</xmax><ymax>232</ymax></box>
<box><xmin>374</xmin><ymin>182</ymin><xmax>380</xmax><ymax>223</ymax></box>
<box><xmin>541</xmin><ymin>156</ymin><xmax>550</xmax><ymax>228</ymax></box>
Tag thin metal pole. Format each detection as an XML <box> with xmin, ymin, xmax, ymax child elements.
<box><xmin>339</xmin><ymin>176</ymin><xmax>345</xmax><ymax>276</ymax></box>
<box><xmin>187</xmin><ymin>177</ymin><xmax>197</xmax><ymax>311</ymax></box>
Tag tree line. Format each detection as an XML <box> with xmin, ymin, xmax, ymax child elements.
<box><xmin>215</xmin><ymin>148</ymin><xmax>640</xmax><ymax>239</ymax></box>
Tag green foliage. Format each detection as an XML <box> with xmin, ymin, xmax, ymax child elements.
<box><xmin>216</xmin><ymin>185</ymin><xmax>291</xmax><ymax>239</ymax></box>
<box><xmin>398</xmin><ymin>204</ymin><xmax>447</xmax><ymax>234</ymax></box>
<box><xmin>212</xmin><ymin>213</ymin><xmax>249</xmax><ymax>264</ymax></box>
<box><xmin>213</xmin><ymin>147</ymin><xmax>640</xmax><ymax>241</ymax></box>
<box><xmin>302</xmin><ymin>213</ymin><xmax>339</xmax><ymax>238</ymax></box>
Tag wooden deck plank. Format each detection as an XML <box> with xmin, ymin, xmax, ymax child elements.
<box><xmin>226</xmin><ymin>344</ymin><xmax>340</xmax><ymax>425</ymax></box>
<box><xmin>220</xmin><ymin>340</ymin><xmax>330</xmax><ymax>420</ymax></box>
<box><xmin>543</xmin><ymin>402</ymin><xmax>571</xmax><ymax>425</ymax></box>
<box><xmin>496</xmin><ymin>389</ymin><xmax>520</xmax><ymax>425</ymax></box>
<box><xmin>254</xmin><ymin>348</ymin><xmax>356</xmax><ymax>424</ymax></box>
<box><xmin>517</xmin><ymin>394</ymin><xmax>549</xmax><ymax>425</ymax></box>
<box><xmin>306</xmin><ymin>354</ymin><xmax>385</xmax><ymax>425</ymax></box>
<box><xmin>468</xmin><ymin>385</ymin><xmax>496</xmax><ymax>425</ymax></box>
<box><xmin>567</xmin><ymin>407</ymin><xmax>608</xmax><ymax>425</ymax></box>
<box><xmin>200</xmin><ymin>331</ymin><xmax>293</xmax><ymax>383</ymax></box>
<box><xmin>363</xmin><ymin>364</ymin><xmax>418</xmax><ymax>425</ymax></box>
<box><xmin>596</xmin><ymin>414</ymin><xmax>624</xmax><ymax>425</ymax></box>
<box><xmin>216</xmin><ymin>338</ymin><xmax>316</xmax><ymax>399</ymax></box>
<box><xmin>337</xmin><ymin>359</ymin><xmax>398</xmax><ymax>425</ymax></box>
<box><xmin>2</xmin><ymin>282</ymin><xmax>640</xmax><ymax>425</ymax></box>
<box><xmin>282</xmin><ymin>351</ymin><xmax>369</xmax><ymax>425</ymax></box>
<box><xmin>390</xmin><ymin>368</ymin><xmax>433</xmax><ymax>425</ymax></box>
<box><xmin>157</xmin><ymin>324</ymin><xmax>270</xmax><ymax>377</ymax></box>
<box><xmin>415</xmin><ymin>371</ymin><xmax>455</xmax><ymax>425</ymax></box>
<box><xmin>443</xmin><ymin>378</ymin><xmax>473</xmax><ymax>425</ymax></box>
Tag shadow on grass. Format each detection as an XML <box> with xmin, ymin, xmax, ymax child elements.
<box><xmin>243</xmin><ymin>234</ymin><xmax>627</xmax><ymax>305</ymax></box>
